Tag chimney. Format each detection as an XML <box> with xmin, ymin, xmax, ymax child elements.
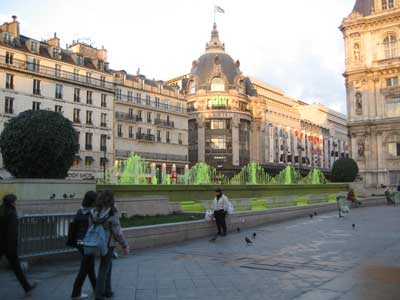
<box><xmin>47</xmin><ymin>32</ymin><xmax>60</xmax><ymax>47</ymax></box>
<box><xmin>12</xmin><ymin>15</ymin><xmax>17</xmax><ymax>22</ymax></box>
<box><xmin>97</xmin><ymin>46</ymin><xmax>107</xmax><ymax>62</ymax></box>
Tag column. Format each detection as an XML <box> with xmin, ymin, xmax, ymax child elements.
<box><xmin>232</xmin><ymin>118</ymin><xmax>240</xmax><ymax>166</ymax></box>
<box><xmin>198</xmin><ymin>119</ymin><xmax>205</xmax><ymax>162</ymax></box>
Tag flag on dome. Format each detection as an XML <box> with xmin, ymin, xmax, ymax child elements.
<box><xmin>215</xmin><ymin>5</ymin><xmax>225</xmax><ymax>13</ymax></box>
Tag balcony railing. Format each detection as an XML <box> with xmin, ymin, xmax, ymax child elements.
<box><xmin>154</xmin><ymin>119</ymin><xmax>175</xmax><ymax>128</ymax></box>
<box><xmin>0</xmin><ymin>55</ymin><xmax>114</xmax><ymax>90</ymax></box>
<box><xmin>115</xmin><ymin>150</ymin><xmax>188</xmax><ymax>162</ymax></box>
<box><xmin>115</xmin><ymin>94</ymin><xmax>187</xmax><ymax>114</ymax></box>
<box><xmin>115</xmin><ymin>111</ymin><xmax>141</xmax><ymax>122</ymax></box>
<box><xmin>136</xmin><ymin>133</ymin><xmax>155</xmax><ymax>142</ymax></box>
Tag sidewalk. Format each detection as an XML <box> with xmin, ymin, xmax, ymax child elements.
<box><xmin>1</xmin><ymin>205</ymin><xmax>400</xmax><ymax>300</ymax></box>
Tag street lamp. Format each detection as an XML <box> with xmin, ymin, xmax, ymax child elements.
<box><xmin>103</xmin><ymin>135</ymin><xmax>111</xmax><ymax>182</ymax></box>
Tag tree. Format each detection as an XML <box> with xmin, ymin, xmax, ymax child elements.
<box><xmin>331</xmin><ymin>157</ymin><xmax>359</xmax><ymax>183</ymax></box>
<box><xmin>0</xmin><ymin>110</ymin><xmax>78</xmax><ymax>179</ymax></box>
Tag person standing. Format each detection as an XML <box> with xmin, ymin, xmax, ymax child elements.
<box><xmin>0</xmin><ymin>194</ymin><xmax>37</xmax><ymax>294</ymax></box>
<box><xmin>91</xmin><ymin>190</ymin><xmax>129</xmax><ymax>300</ymax></box>
<box><xmin>213</xmin><ymin>188</ymin><xmax>230</xmax><ymax>236</ymax></box>
<box><xmin>70</xmin><ymin>191</ymin><xmax>98</xmax><ymax>300</ymax></box>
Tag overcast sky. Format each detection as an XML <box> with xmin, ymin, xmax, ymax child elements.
<box><xmin>0</xmin><ymin>0</ymin><xmax>355</xmax><ymax>114</ymax></box>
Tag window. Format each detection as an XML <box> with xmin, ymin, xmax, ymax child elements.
<box><xmin>30</xmin><ymin>41</ymin><xmax>39</xmax><ymax>53</ymax></box>
<box><xmin>384</xmin><ymin>35</ymin><xmax>397</xmax><ymax>59</ymax></box>
<box><xmin>5</xmin><ymin>97</ymin><xmax>14</xmax><ymax>114</ymax></box>
<box><xmin>86</xmin><ymin>111</ymin><xmax>93</xmax><ymax>125</ymax></box>
<box><xmin>386</xmin><ymin>96</ymin><xmax>400</xmax><ymax>117</ymax></box>
<box><xmin>33</xmin><ymin>79</ymin><xmax>40</xmax><ymax>95</ymax></box>
<box><xmin>164</xmin><ymin>100</ymin><xmax>169</xmax><ymax>110</ymax></box>
<box><xmin>52</xmin><ymin>47</ymin><xmax>61</xmax><ymax>59</ymax></box>
<box><xmin>137</xmin><ymin>127</ymin><xmax>142</xmax><ymax>136</ymax></box>
<box><xmin>211</xmin><ymin>136</ymin><xmax>226</xmax><ymax>150</ymax></box>
<box><xmin>157</xmin><ymin>130</ymin><xmax>161</xmax><ymax>142</ymax></box>
<box><xmin>129</xmin><ymin>126</ymin><xmax>134</xmax><ymax>138</ymax></box>
<box><xmin>101</xmin><ymin>94</ymin><xmax>107</xmax><ymax>107</ymax></box>
<box><xmin>100</xmin><ymin>76</ymin><xmax>105</xmax><ymax>87</ymax></box>
<box><xmin>3</xmin><ymin>32</ymin><xmax>12</xmax><ymax>44</ymax></box>
<box><xmin>155</xmin><ymin>97</ymin><xmax>160</xmax><ymax>108</ymax></box>
<box><xmin>136</xmin><ymin>93</ymin><xmax>141</xmax><ymax>104</ymax></box>
<box><xmin>74</xmin><ymin>88</ymin><xmax>80</xmax><ymax>102</ymax></box>
<box><xmin>211</xmin><ymin>119</ymin><xmax>225</xmax><ymax>129</ymax></box>
<box><xmin>73</xmin><ymin>108</ymin><xmax>81</xmax><ymax>123</ymax></box>
<box><xmin>6</xmin><ymin>74</ymin><xmax>14</xmax><ymax>89</ymax></box>
<box><xmin>76</xmin><ymin>55</ymin><xmax>84</xmax><ymax>65</ymax></box>
<box><xmin>211</xmin><ymin>77</ymin><xmax>225</xmax><ymax>92</ymax></box>
<box><xmin>85</xmin><ymin>157</ymin><xmax>93</xmax><ymax>167</ymax></box>
<box><xmin>382</xmin><ymin>0</ymin><xmax>395</xmax><ymax>10</ymax></box>
<box><xmin>55</xmin><ymin>84</ymin><xmax>63</xmax><ymax>99</ymax></box>
<box><xmin>386</xmin><ymin>77</ymin><xmax>399</xmax><ymax>87</ymax></box>
<box><xmin>85</xmin><ymin>133</ymin><xmax>93</xmax><ymax>150</ymax></box>
<box><xmin>55</xmin><ymin>105</ymin><xmax>62</xmax><ymax>113</ymax></box>
<box><xmin>146</xmin><ymin>95</ymin><xmax>151</xmax><ymax>106</ymax></box>
<box><xmin>388</xmin><ymin>143</ymin><xmax>400</xmax><ymax>156</ymax></box>
<box><xmin>5</xmin><ymin>52</ymin><xmax>13</xmax><ymax>64</ymax></box>
<box><xmin>128</xmin><ymin>108</ymin><xmax>134</xmax><ymax>119</ymax></box>
<box><xmin>189</xmin><ymin>80</ymin><xmax>196</xmax><ymax>94</ymax></box>
<box><xmin>138</xmin><ymin>110</ymin><xmax>142</xmax><ymax>121</ymax></box>
<box><xmin>127</xmin><ymin>91</ymin><xmax>133</xmax><ymax>102</ymax></box>
<box><xmin>73</xmin><ymin>69</ymin><xmax>79</xmax><ymax>81</ymax></box>
<box><xmin>166</xmin><ymin>131</ymin><xmax>170</xmax><ymax>143</ymax></box>
<box><xmin>55</xmin><ymin>64</ymin><xmax>61</xmax><ymax>77</ymax></box>
<box><xmin>118</xmin><ymin>124</ymin><xmax>123</xmax><ymax>137</ymax></box>
<box><xmin>27</xmin><ymin>58</ymin><xmax>40</xmax><ymax>72</ymax></box>
<box><xmin>100</xmin><ymin>134</ymin><xmax>107</xmax><ymax>151</ymax></box>
<box><xmin>100</xmin><ymin>157</ymin><xmax>106</xmax><ymax>167</ymax></box>
<box><xmin>116</xmin><ymin>88</ymin><xmax>122</xmax><ymax>100</ymax></box>
<box><xmin>101</xmin><ymin>113</ymin><xmax>107</xmax><ymax>127</ymax></box>
<box><xmin>178</xmin><ymin>133</ymin><xmax>183</xmax><ymax>145</ymax></box>
<box><xmin>32</xmin><ymin>101</ymin><xmax>41</xmax><ymax>111</ymax></box>
<box><xmin>86</xmin><ymin>91</ymin><xmax>93</xmax><ymax>105</ymax></box>
<box><xmin>86</xmin><ymin>72</ymin><xmax>91</xmax><ymax>84</ymax></box>
<box><xmin>147</xmin><ymin>112</ymin><xmax>152</xmax><ymax>123</ymax></box>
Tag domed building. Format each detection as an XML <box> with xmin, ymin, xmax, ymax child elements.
<box><xmin>168</xmin><ymin>23</ymin><xmax>349</xmax><ymax>177</ymax></box>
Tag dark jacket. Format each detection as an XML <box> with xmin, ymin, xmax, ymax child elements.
<box><xmin>74</xmin><ymin>207</ymin><xmax>91</xmax><ymax>243</ymax></box>
<box><xmin>0</xmin><ymin>204</ymin><xmax>18</xmax><ymax>255</ymax></box>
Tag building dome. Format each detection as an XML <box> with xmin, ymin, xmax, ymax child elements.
<box><xmin>189</xmin><ymin>23</ymin><xmax>242</xmax><ymax>90</ymax></box>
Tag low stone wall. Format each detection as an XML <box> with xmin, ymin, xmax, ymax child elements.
<box><xmin>123</xmin><ymin>196</ymin><xmax>385</xmax><ymax>251</ymax></box>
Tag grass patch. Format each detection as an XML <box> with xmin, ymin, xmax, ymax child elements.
<box><xmin>120</xmin><ymin>214</ymin><xmax>203</xmax><ymax>227</ymax></box>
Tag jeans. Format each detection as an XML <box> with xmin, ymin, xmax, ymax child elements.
<box><xmin>1</xmin><ymin>252</ymin><xmax>32</xmax><ymax>292</ymax></box>
<box><xmin>214</xmin><ymin>210</ymin><xmax>227</xmax><ymax>235</ymax></box>
<box><xmin>71</xmin><ymin>247</ymin><xmax>96</xmax><ymax>298</ymax></box>
<box><xmin>95</xmin><ymin>248</ymin><xmax>113</xmax><ymax>299</ymax></box>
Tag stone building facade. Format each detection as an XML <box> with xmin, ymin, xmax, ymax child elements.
<box><xmin>0</xmin><ymin>16</ymin><xmax>114</xmax><ymax>179</ymax></box>
<box><xmin>341</xmin><ymin>0</ymin><xmax>400</xmax><ymax>187</ymax></box>
<box><xmin>112</xmin><ymin>71</ymin><xmax>188</xmax><ymax>176</ymax></box>
<box><xmin>169</xmin><ymin>24</ymin><xmax>348</xmax><ymax>176</ymax></box>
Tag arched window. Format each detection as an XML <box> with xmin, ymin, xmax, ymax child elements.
<box><xmin>382</xmin><ymin>0</ymin><xmax>395</xmax><ymax>10</ymax></box>
<box><xmin>353</xmin><ymin>43</ymin><xmax>360</xmax><ymax>61</ymax></box>
<box><xmin>210</xmin><ymin>77</ymin><xmax>225</xmax><ymax>92</ymax></box>
<box><xmin>384</xmin><ymin>34</ymin><xmax>397</xmax><ymax>59</ymax></box>
<box><xmin>355</xmin><ymin>92</ymin><xmax>362</xmax><ymax>115</ymax></box>
<box><xmin>189</xmin><ymin>80</ymin><xmax>196</xmax><ymax>94</ymax></box>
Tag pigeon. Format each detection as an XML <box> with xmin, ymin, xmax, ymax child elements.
<box><xmin>245</xmin><ymin>237</ymin><xmax>253</xmax><ymax>246</ymax></box>
<box><xmin>69</xmin><ymin>193</ymin><xmax>75</xmax><ymax>199</ymax></box>
<box><xmin>314</xmin><ymin>212</ymin><xmax>318</xmax><ymax>216</ymax></box>
<box><xmin>209</xmin><ymin>234</ymin><xmax>218</xmax><ymax>242</ymax></box>
<box><xmin>236</xmin><ymin>227</ymin><xmax>241</xmax><ymax>233</ymax></box>
<box><xmin>309</xmin><ymin>214</ymin><xmax>313</xmax><ymax>219</ymax></box>
<box><xmin>352</xmin><ymin>224</ymin><xmax>356</xmax><ymax>229</ymax></box>
<box><xmin>49</xmin><ymin>194</ymin><xmax>56</xmax><ymax>200</ymax></box>
<box><xmin>63</xmin><ymin>193</ymin><xmax>67</xmax><ymax>199</ymax></box>
<box><xmin>252</xmin><ymin>232</ymin><xmax>257</xmax><ymax>239</ymax></box>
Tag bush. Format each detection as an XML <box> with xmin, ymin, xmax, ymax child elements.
<box><xmin>0</xmin><ymin>110</ymin><xmax>78</xmax><ymax>179</ymax></box>
<box><xmin>331</xmin><ymin>158</ymin><xmax>359</xmax><ymax>183</ymax></box>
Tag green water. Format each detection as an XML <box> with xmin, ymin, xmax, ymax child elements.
<box><xmin>302</xmin><ymin>168</ymin><xmax>328</xmax><ymax>184</ymax></box>
<box><xmin>186</xmin><ymin>162</ymin><xmax>223</xmax><ymax>185</ymax></box>
<box><xmin>230</xmin><ymin>161</ymin><xmax>272</xmax><ymax>185</ymax></box>
<box><xmin>273</xmin><ymin>165</ymin><xmax>302</xmax><ymax>184</ymax></box>
<box><xmin>119</xmin><ymin>154</ymin><xmax>151</xmax><ymax>184</ymax></box>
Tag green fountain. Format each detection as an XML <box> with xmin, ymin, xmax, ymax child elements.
<box><xmin>273</xmin><ymin>165</ymin><xmax>301</xmax><ymax>184</ymax></box>
<box><xmin>119</xmin><ymin>154</ymin><xmax>151</xmax><ymax>184</ymax></box>
<box><xmin>230</xmin><ymin>162</ymin><xmax>272</xmax><ymax>185</ymax></box>
<box><xmin>302</xmin><ymin>168</ymin><xmax>328</xmax><ymax>184</ymax></box>
<box><xmin>186</xmin><ymin>162</ymin><xmax>222</xmax><ymax>185</ymax></box>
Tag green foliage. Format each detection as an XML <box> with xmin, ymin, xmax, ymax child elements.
<box><xmin>331</xmin><ymin>158</ymin><xmax>359</xmax><ymax>183</ymax></box>
<box><xmin>0</xmin><ymin>110</ymin><xmax>78</xmax><ymax>179</ymax></box>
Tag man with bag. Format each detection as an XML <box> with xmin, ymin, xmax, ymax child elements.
<box><xmin>213</xmin><ymin>188</ymin><xmax>233</xmax><ymax>236</ymax></box>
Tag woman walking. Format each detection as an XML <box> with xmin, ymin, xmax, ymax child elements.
<box><xmin>0</xmin><ymin>194</ymin><xmax>37</xmax><ymax>294</ymax></box>
<box><xmin>70</xmin><ymin>191</ymin><xmax>98</xmax><ymax>300</ymax></box>
<box><xmin>213</xmin><ymin>188</ymin><xmax>230</xmax><ymax>236</ymax></box>
<box><xmin>91</xmin><ymin>190</ymin><xmax>129</xmax><ymax>300</ymax></box>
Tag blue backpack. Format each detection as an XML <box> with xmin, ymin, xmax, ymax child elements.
<box><xmin>82</xmin><ymin>214</ymin><xmax>111</xmax><ymax>256</ymax></box>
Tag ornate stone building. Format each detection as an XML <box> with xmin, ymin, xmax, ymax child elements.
<box><xmin>341</xmin><ymin>0</ymin><xmax>400</xmax><ymax>187</ymax></box>
<box><xmin>169</xmin><ymin>24</ymin><xmax>348</xmax><ymax>176</ymax></box>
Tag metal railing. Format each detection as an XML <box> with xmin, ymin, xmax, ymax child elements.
<box><xmin>136</xmin><ymin>133</ymin><xmax>155</xmax><ymax>142</ymax></box>
<box><xmin>154</xmin><ymin>119</ymin><xmax>175</xmax><ymax>128</ymax></box>
<box><xmin>0</xmin><ymin>56</ymin><xmax>114</xmax><ymax>91</ymax></box>
<box><xmin>115</xmin><ymin>149</ymin><xmax>188</xmax><ymax>162</ymax></box>
<box><xmin>18</xmin><ymin>213</ymin><xmax>75</xmax><ymax>258</ymax></box>
<box><xmin>115</xmin><ymin>111</ymin><xmax>141</xmax><ymax>122</ymax></box>
<box><xmin>115</xmin><ymin>94</ymin><xmax>187</xmax><ymax>114</ymax></box>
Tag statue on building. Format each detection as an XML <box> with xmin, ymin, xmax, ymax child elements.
<box><xmin>358</xmin><ymin>141</ymin><xmax>365</xmax><ymax>158</ymax></box>
<box><xmin>355</xmin><ymin>92</ymin><xmax>362</xmax><ymax>114</ymax></box>
<box><xmin>353</xmin><ymin>43</ymin><xmax>360</xmax><ymax>61</ymax></box>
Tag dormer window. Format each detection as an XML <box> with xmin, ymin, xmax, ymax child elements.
<box><xmin>52</xmin><ymin>47</ymin><xmax>61</xmax><ymax>59</ymax></box>
<box><xmin>98</xmin><ymin>61</ymin><xmax>104</xmax><ymax>71</ymax></box>
<box><xmin>3</xmin><ymin>32</ymin><xmax>12</xmax><ymax>44</ymax></box>
<box><xmin>30</xmin><ymin>41</ymin><xmax>39</xmax><ymax>53</ymax></box>
<box><xmin>76</xmin><ymin>55</ymin><xmax>84</xmax><ymax>65</ymax></box>
<box><xmin>189</xmin><ymin>80</ymin><xmax>196</xmax><ymax>94</ymax></box>
<box><xmin>211</xmin><ymin>77</ymin><xmax>225</xmax><ymax>92</ymax></box>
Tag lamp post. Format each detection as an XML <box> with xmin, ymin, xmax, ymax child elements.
<box><xmin>103</xmin><ymin>135</ymin><xmax>111</xmax><ymax>183</ymax></box>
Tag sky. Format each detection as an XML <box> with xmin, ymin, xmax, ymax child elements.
<box><xmin>0</xmin><ymin>0</ymin><xmax>355</xmax><ymax>114</ymax></box>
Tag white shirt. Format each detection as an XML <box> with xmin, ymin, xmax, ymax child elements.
<box><xmin>213</xmin><ymin>194</ymin><xmax>230</xmax><ymax>211</ymax></box>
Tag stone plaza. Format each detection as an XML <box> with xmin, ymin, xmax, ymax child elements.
<box><xmin>1</xmin><ymin>205</ymin><xmax>400</xmax><ymax>300</ymax></box>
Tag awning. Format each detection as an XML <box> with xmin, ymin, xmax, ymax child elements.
<box><xmin>74</xmin><ymin>155</ymin><xmax>82</xmax><ymax>161</ymax></box>
<box><xmin>85</xmin><ymin>156</ymin><xmax>95</xmax><ymax>162</ymax></box>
